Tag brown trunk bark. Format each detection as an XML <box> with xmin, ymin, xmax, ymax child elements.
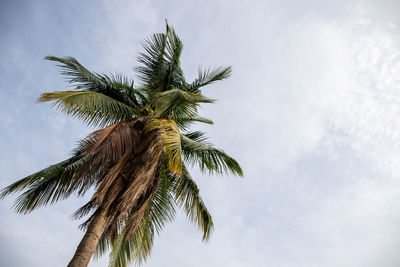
<box><xmin>67</xmin><ymin>210</ymin><xmax>107</xmax><ymax>267</ymax></box>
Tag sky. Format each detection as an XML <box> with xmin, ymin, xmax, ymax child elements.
<box><xmin>1</xmin><ymin>0</ymin><xmax>400</xmax><ymax>266</ymax></box>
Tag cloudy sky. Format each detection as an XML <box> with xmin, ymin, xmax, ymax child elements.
<box><xmin>1</xmin><ymin>0</ymin><xmax>400</xmax><ymax>266</ymax></box>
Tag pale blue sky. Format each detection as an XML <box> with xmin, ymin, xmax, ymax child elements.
<box><xmin>1</xmin><ymin>0</ymin><xmax>400</xmax><ymax>266</ymax></box>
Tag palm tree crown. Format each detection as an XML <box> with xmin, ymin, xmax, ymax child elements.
<box><xmin>1</xmin><ymin>23</ymin><xmax>242</xmax><ymax>267</ymax></box>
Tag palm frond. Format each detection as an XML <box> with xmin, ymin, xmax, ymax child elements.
<box><xmin>94</xmin><ymin>232</ymin><xmax>111</xmax><ymax>260</ymax></box>
<box><xmin>73</xmin><ymin>118</ymin><xmax>147</xmax><ymax>206</ymax></box>
<box><xmin>0</xmin><ymin>155</ymin><xmax>85</xmax><ymax>213</ymax></box>
<box><xmin>0</xmin><ymin>158</ymin><xmax>72</xmax><ymax>198</ymax></box>
<box><xmin>146</xmin><ymin>119</ymin><xmax>182</xmax><ymax>174</ymax></box>
<box><xmin>99</xmin><ymin>73</ymin><xmax>141</xmax><ymax>108</ymax></box>
<box><xmin>109</xmin><ymin>227</ymin><xmax>131</xmax><ymax>267</ymax></box>
<box><xmin>162</xmin><ymin>24</ymin><xmax>184</xmax><ymax>91</ymax></box>
<box><xmin>136</xmin><ymin>32</ymin><xmax>168</xmax><ymax>92</ymax></box>
<box><xmin>45</xmin><ymin>56</ymin><xmax>106</xmax><ymax>89</ymax></box>
<box><xmin>174</xmin><ymin>116</ymin><xmax>213</xmax><ymax>131</ymax></box>
<box><xmin>45</xmin><ymin>56</ymin><xmax>141</xmax><ymax>108</ymax></box>
<box><xmin>135</xmin><ymin>22</ymin><xmax>185</xmax><ymax>94</ymax></box>
<box><xmin>153</xmin><ymin>88</ymin><xmax>214</xmax><ymax>120</ymax></box>
<box><xmin>181</xmin><ymin>132</ymin><xmax>243</xmax><ymax>176</ymax></box>
<box><xmin>172</xmin><ymin>165</ymin><xmax>213</xmax><ymax>241</ymax></box>
<box><xmin>106</xmin><ymin>166</ymin><xmax>176</xmax><ymax>267</ymax></box>
<box><xmin>189</xmin><ymin>67</ymin><xmax>232</xmax><ymax>93</ymax></box>
<box><xmin>80</xmin><ymin>119</ymin><xmax>143</xmax><ymax>166</ymax></box>
<box><xmin>38</xmin><ymin>91</ymin><xmax>137</xmax><ymax>128</ymax></box>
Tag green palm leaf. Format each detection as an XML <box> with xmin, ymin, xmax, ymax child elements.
<box><xmin>162</xmin><ymin>24</ymin><xmax>184</xmax><ymax>91</ymax></box>
<box><xmin>105</xmin><ymin>166</ymin><xmax>176</xmax><ymax>267</ymax></box>
<box><xmin>38</xmin><ymin>91</ymin><xmax>137</xmax><ymax>128</ymax></box>
<box><xmin>189</xmin><ymin>66</ymin><xmax>232</xmax><ymax>93</ymax></box>
<box><xmin>181</xmin><ymin>132</ymin><xmax>243</xmax><ymax>176</ymax></box>
<box><xmin>0</xmin><ymin>154</ymin><xmax>85</xmax><ymax>213</ymax></box>
<box><xmin>45</xmin><ymin>56</ymin><xmax>140</xmax><ymax>108</ymax></box>
<box><xmin>153</xmin><ymin>88</ymin><xmax>214</xmax><ymax>120</ymax></box>
<box><xmin>174</xmin><ymin>116</ymin><xmax>213</xmax><ymax>131</ymax></box>
<box><xmin>172</xmin><ymin>164</ymin><xmax>213</xmax><ymax>241</ymax></box>
<box><xmin>136</xmin><ymin>32</ymin><xmax>168</xmax><ymax>92</ymax></box>
<box><xmin>136</xmin><ymin>22</ymin><xmax>185</xmax><ymax>94</ymax></box>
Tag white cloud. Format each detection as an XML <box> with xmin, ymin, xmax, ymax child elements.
<box><xmin>2</xmin><ymin>1</ymin><xmax>400</xmax><ymax>267</ymax></box>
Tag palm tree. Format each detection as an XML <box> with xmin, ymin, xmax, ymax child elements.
<box><xmin>1</xmin><ymin>23</ymin><xmax>242</xmax><ymax>267</ymax></box>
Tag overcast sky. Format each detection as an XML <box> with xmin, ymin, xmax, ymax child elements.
<box><xmin>1</xmin><ymin>0</ymin><xmax>400</xmax><ymax>266</ymax></box>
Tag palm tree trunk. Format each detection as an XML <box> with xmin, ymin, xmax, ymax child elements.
<box><xmin>67</xmin><ymin>210</ymin><xmax>107</xmax><ymax>267</ymax></box>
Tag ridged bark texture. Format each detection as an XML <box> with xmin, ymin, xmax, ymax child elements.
<box><xmin>67</xmin><ymin>210</ymin><xmax>107</xmax><ymax>267</ymax></box>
